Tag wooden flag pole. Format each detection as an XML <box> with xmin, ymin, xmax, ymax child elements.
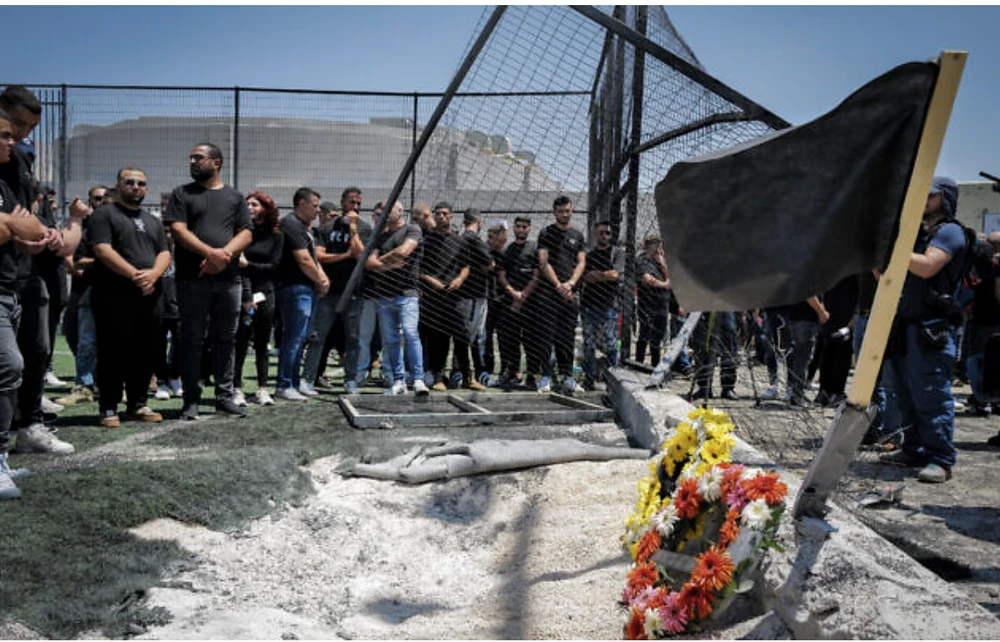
<box><xmin>794</xmin><ymin>50</ymin><xmax>967</xmax><ymax>519</ymax></box>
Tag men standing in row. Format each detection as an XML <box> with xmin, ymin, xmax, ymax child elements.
<box><xmin>366</xmin><ymin>201</ymin><xmax>428</xmax><ymax>396</ymax></box>
<box><xmin>536</xmin><ymin>195</ymin><xmax>586</xmax><ymax>394</ymax></box>
<box><xmin>90</xmin><ymin>168</ymin><xmax>171</xmax><ymax>427</ymax></box>
<box><xmin>164</xmin><ymin>143</ymin><xmax>253</xmax><ymax>420</ymax></box>
<box><xmin>274</xmin><ymin>187</ymin><xmax>329</xmax><ymax>401</ymax></box>
<box><xmin>580</xmin><ymin>220</ymin><xmax>622</xmax><ymax>390</ymax></box>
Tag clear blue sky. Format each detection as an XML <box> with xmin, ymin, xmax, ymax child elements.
<box><xmin>5</xmin><ymin>5</ymin><xmax>998</xmax><ymax>183</ymax></box>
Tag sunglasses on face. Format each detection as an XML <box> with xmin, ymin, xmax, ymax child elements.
<box><xmin>121</xmin><ymin>179</ymin><xmax>147</xmax><ymax>187</ymax></box>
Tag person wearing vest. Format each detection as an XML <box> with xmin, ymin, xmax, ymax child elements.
<box><xmin>881</xmin><ymin>176</ymin><xmax>968</xmax><ymax>483</ymax></box>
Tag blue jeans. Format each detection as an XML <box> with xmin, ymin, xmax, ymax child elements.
<box><xmin>582</xmin><ymin>306</ymin><xmax>618</xmax><ymax>382</ymax></box>
<box><xmin>301</xmin><ymin>292</ymin><xmax>341</xmax><ymax>385</ymax></box>
<box><xmin>276</xmin><ymin>284</ymin><xmax>315</xmax><ymax>391</ymax></box>
<box><xmin>377</xmin><ymin>296</ymin><xmax>424</xmax><ymax>385</ymax></box>
<box><xmin>346</xmin><ymin>296</ymin><xmax>379</xmax><ymax>386</ymax></box>
<box><xmin>75</xmin><ymin>302</ymin><xmax>97</xmax><ymax>387</ymax></box>
<box><xmin>883</xmin><ymin>323</ymin><xmax>957</xmax><ymax>469</ymax></box>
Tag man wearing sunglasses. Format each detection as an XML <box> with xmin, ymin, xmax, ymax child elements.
<box><xmin>163</xmin><ymin>143</ymin><xmax>253</xmax><ymax>420</ymax></box>
<box><xmin>89</xmin><ymin>170</ymin><xmax>171</xmax><ymax>428</ymax></box>
<box><xmin>580</xmin><ymin>220</ymin><xmax>623</xmax><ymax>391</ymax></box>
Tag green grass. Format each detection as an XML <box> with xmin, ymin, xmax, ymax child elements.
<box><xmin>0</xmin><ymin>337</ymin><xmax>349</xmax><ymax>638</ymax></box>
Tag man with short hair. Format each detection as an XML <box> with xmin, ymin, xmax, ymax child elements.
<box><xmin>366</xmin><ymin>201</ymin><xmax>429</xmax><ymax>396</ymax></box>
<box><xmin>497</xmin><ymin>216</ymin><xmax>540</xmax><ymax>390</ymax></box>
<box><xmin>1</xmin><ymin>107</ymin><xmax>51</xmax><ymax>498</ymax></box>
<box><xmin>163</xmin><ymin>142</ymin><xmax>253</xmax><ymax>419</ymax></box>
<box><xmin>580</xmin><ymin>220</ymin><xmax>622</xmax><ymax>390</ymax></box>
<box><xmin>479</xmin><ymin>221</ymin><xmax>507</xmax><ymax>384</ymax></box>
<box><xmin>634</xmin><ymin>235</ymin><xmax>671</xmax><ymax>367</ymax></box>
<box><xmin>90</xmin><ymin>168</ymin><xmax>171</xmax><ymax>428</ymax></box>
<box><xmin>456</xmin><ymin>208</ymin><xmax>493</xmax><ymax>391</ymax></box>
<box><xmin>535</xmin><ymin>195</ymin><xmax>586</xmax><ymax>394</ymax></box>
<box><xmin>881</xmin><ymin>176</ymin><xmax>969</xmax><ymax>483</ymax></box>
<box><xmin>0</xmin><ymin>86</ymin><xmax>82</xmax><ymax>454</ymax></box>
<box><xmin>275</xmin><ymin>187</ymin><xmax>329</xmax><ymax>400</ymax></box>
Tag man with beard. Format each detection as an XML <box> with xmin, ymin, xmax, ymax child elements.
<box><xmin>163</xmin><ymin>143</ymin><xmax>252</xmax><ymax>420</ymax></box>
<box><xmin>497</xmin><ymin>216</ymin><xmax>540</xmax><ymax>390</ymax></box>
<box><xmin>89</xmin><ymin>169</ymin><xmax>171</xmax><ymax>428</ymax></box>
<box><xmin>580</xmin><ymin>220</ymin><xmax>622</xmax><ymax>390</ymax></box>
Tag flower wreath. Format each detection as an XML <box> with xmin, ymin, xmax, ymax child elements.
<box><xmin>620</xmin><ymin>406</ymin><xmax>788</xmax><ymax>639</ymax></box>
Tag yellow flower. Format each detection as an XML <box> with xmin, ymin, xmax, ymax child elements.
<box><xmin>674</xmin><ymin>424</ymin><xmax>699</xmax><ymax>452</ymax></box>
<box><xmin>706</xmin><ymin>421</ymin><xmax>734</xmax><ymax>440</ymax></box>
<box><xmin>700</xmin><ymin>439</ymin><xmax>732</xmax><ymax>467</ymax></box>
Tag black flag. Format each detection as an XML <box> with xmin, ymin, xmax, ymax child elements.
<box><xmin>656</xmin><ymin>61</ymin><xmax>938</xmax><ymax>312</ymax></box>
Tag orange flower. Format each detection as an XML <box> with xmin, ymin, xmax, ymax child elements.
<box><xmin>743</xmin><ymin>471</ymin><xmax>788</xmax><ymax>505</ymax></box>
<box><xmin>626</xmin><ymin>561</ymin><xmax>659</xmax><ymax>598</ymax></box>
<box><xmin>636</xmin><ymin>529</ymin><xmax>662</xmax><ymax>565</ymax></box>
<box><xmin>625</xmin><ymin>607</ymin><xmax>646</xmax><ymax>640</ymax></box>
<box><xmin>720</xmin><ymin>466</ymin><xmax>744</xmax><ymax>499</ymax></box>
<box><xmin>673</xmin><ymin>478</ymin><xmax>702</xmax><ymax>520</ymax></box>
<box><xmin>718</xmin><ymin>507</ymin><xmax>742</xmax><ymax>550</ymax></box>
<box><xmin>645</xmin><ymin>586</ymin><xmax>670</xmax><ymax>611</ymax></box>
<box><xmin>691</xmin><ymin>546</ymin><xmax>735</xmax><ymax>592</ymax></box>
<box><xmin>678</xmin><ymin>580</ymin><xmax>714</xmax><ymax>620</ymax></box>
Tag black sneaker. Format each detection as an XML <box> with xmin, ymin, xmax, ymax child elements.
<box><xmin>181</xmin><ymin>403</ymin><xmax>200</xmax><ymax>421</ymax></box>
<box><xmin>879</xmin><ymin>449</ymin><xmax>922</xmax><ymax>467</ymax></box>
<box><xmin>719</xmin><ymin>389</ymin><xmax>738</xmax><ymax>401</ymax></box>
<box><xmin>216</xmin><ymin>399</ymin><xmax>248</xmax><ymax>418</ymax></box>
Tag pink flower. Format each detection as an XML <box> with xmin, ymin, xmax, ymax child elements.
<box><xmin>725</xmin><ymin>485</ymin><xmax>749</xmax><ymax>512</ymax></box>
<box><xmin>632</xmin><ymin>585</ymin><xmax>658</xmax><ymax>611</ymax></box>
<box><xmin>658</xmin><ymin>591</ymin><xmax>688</xmax><ymax>633</ymax></box>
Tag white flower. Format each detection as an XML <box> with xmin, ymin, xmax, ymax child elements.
<box><xmin>679</xmin><ymin>463</ymin><xmax>698</xmax><ymax>481</ymax></box>
<box><xmin>651</xmin><ymin>504</ymin><xmax>679</xmax><ymax>538</ymax></box>
<box><xmin>740</xmin><ymin>466</ymin><xmax>764</xmax><ymax>481</ymax></box>
<box><xmin>698</xmin><ymin>466</ymin><xmax>724</xmax><ymax>502</ymax></box>
<box><xmin>644</xmin><ymin>605</ymin><xmax>664</xmax><ymax>638</ymax></box>
<box><xmin>742</xmin><ymin>498</ymin><xmax>771</xmax><ymax>530</ymax></box>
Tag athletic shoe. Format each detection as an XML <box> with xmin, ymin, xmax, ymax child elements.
<box><xmin>123</xmin><ymin>406</ymin><xmax>163</xmax><ymax>423</ymax></box>
<box><xmin>154</xmin><ymin>385</ymin><xmax>171</xmax><ymax>401</ymax></box>
<box><xmin>180</xmin><ymin>403</ymin><xmax>200</xmax><ymax>421</ymax></box>
<box><xmin>254</xmin><ymin>389</ymin><xmax>275</xmax><ymax>406</ymax></box>
<box><xmin>344</xmin><ymin>380</ymin><xmax>360</xmax><ymax>395</ymax></box>
<box><xmin>56</xmin><ymin>385</ymin><xmax>95</xmax><ymax>406</ymax></box>
<box><xmin>216</xmin><ymin>399</ymin><xmax>248</xmax><ymax>418</ymax></box>
<box><xmin>477</xmin><ymin>372</ymin><xmax>492</xmax><ymax>387</ymax></box>
<box><xmin>233</xmin><ymin>388</ymin><xmax>248</xmax><ymax>407</ymax></box>
<box><xmin>449</xmin><ymin>372</ymin><xmax>464</xmax><ymax>389</ymax></box>
<box><xmin>562</xmin><ymin>376</ymin><xmax>578</xmax><ymax>394</ymax></box>
<box><xmin>40</xmin><ymin>397</ymin><xmax>64</xmax><ymax>414</ymax></box>
<box><xmin>413</xmin><ymin>379</ymin><xmax>430</xmax><ymax>397</ymax></box>
<box><xmin>0</xmin><ymin>454</ymin><xmax>21</xmax><ymax>501</ymax></box>
<box><xmin>315</xmin><ymin>376</ymin><xmax>334</xmax><ymax>390</ymax></box>
<box><xmin>537</xmin><ymin>376</ymin><xmax>552</xmax><ymax>394</ymax></box>
<box><xmin>719</xmin><ymin>389</ymin><xmax>739</xmax><ymax>401</ymax></box>
<box><xmin>13</xmin><ymin>423</ymin><xmax>75</xmax><ymax>454</ymax></box>
<box><xmin>277</xmin><ymin>387</ymin><xmax>308</xmax><ymax>402</ymax></box>
<box><xmin>879</xmin><ymin>450</ymin><xmax>921</xmax><ymax>467</ymax></box>
<box><xmin>168</xmin><ymin>379</ymin><xmax>184</xmax><ymax>398</ymax></box>
<box><xmin>760</xmin><ymin>386</ymin><xmax>779</xmax><ymax>401</ymax></box>
<box><xmin>44</xmin><ymin>372</ymin><xmax>70</xmax><ymax>389</ymax></box>
<box><xmin>298</xmin><ymin>382</ymin><xmax>319</xmax><ymax>397</ymax></box>
<box><xmin>383</xmin><ymin>382</ymin><xmax>407</xmax><ymax>396</ymax></box>
<box><xmin>917</xmin><ymin>463</ymin><xmax>951</xmax><ymax>483</ymax></box>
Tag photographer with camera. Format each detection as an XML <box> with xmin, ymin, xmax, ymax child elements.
<box><xmin>880</xmin><ymin>177</ymin><xmax>970</xmax><ymax>483</ymax></box>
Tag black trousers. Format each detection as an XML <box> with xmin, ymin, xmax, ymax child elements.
<box><xmin>92</xmin><ymin>285</ymin><xmax>160</xmax><ymax>413</ymax></box>
<box><xmin>44</xmin><ymin>261</ymin><xmax>68</xmax><ymax>372</ymax></box>
<box><xmin>421</xmin><ymin>290</ymin><xmax>460</xmax><ymax>381</ymax></box>
<box><xmin>234</xmin><ymin>290</ymin><xmax>275</xmax><ymax>389</ymax></box>
<box><xmin>534</xmin><ymin>288</ymin><xmax>579</xmax><ymax>378</ymax></box>
<box><xmin>499</xmin><ymin>303</ymin><xmax>537</xmax><ymax>376</ymax></box>
<box><xmin>635</xmin><ymin>307</ymin><xmax>668</xmax><ymax>366</ymax></box>
<box><xmin>15</xmin><ymin>275</ymin><xmax>48</xmax><ymax>428</ymax></box>
<box><xmin>483</xmin><ymin>299</ymin><xmax>503</xmax><ymax>374</ymax></box>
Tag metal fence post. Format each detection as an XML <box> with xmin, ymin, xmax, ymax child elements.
<box><xmin>233</xmin><ymin>86</ymin><xmax>241</xmax><ymax>190</ymax></box>
<box><xmin>59</xmin><ymin>85</ymin><xmax>68</xmax><ymax>221</ymax></box>
<box><xmin>411</xmin><ymin>92</ymin><xmax>418</xmax><ymax>209</ymax></box>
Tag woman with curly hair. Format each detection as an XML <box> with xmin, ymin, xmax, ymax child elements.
<box><xmin>234</xmin><ymin>191</ymin><xmax>283</xmax><ymax>405</ymax></box>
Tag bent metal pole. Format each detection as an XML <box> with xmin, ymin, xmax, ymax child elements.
<box><xmin>336</xmin><ymin>6</ymin><xmax>508</xmax><ymax>313</ymax></box>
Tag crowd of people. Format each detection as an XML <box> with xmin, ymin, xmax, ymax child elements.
<box><xmin>1</xmin><ymin>84</ymin><xmax>995</xmax><ymax>501</ymax></box>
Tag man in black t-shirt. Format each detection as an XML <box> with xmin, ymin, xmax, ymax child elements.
<box><xmin>580</xmin><ymin>221</ymin><xmax>622</xmax><ymax>390</ymax></box>
<box><xmin>365</xmin><ymin>201</ymin><xmax>428</xmax><ymax>396</ymax></box>
<box><xmin>455</xmin><ymin>209</ymin><xmax>493</xmax><ymax>391</ymax></box>
<box><xmin>1</xmin><ymin>107</ymin><xmax>51</xmax><ymax>497</ymax></box>
<box><xmin>163</xmin><ymin>142</ymin><xmax>253</xmax><ymax>419</ymax></box>
<box><xmin>497</xmin><ymin>216</ymin><xmax>539</xmax><ymax>389</ymax></box>
<box><xmin>274</xmin><ymin>187</ymin><xmax>330</xmax><ymax>401</ymax></box>
<box><xmin>303</xmin><ymin>188</ymin><xmax>366</xmax><ymax>390</ymax></box>
<box><xmin>535</xmin><ymin>195</ymin><xmax>586</xmax><ymax>394</ymax></box>
<box><xmin>480</xmin><ymin>221</ymin><xmax>507</xmax><ymax>384</ymax></box>
<box><xmin>90</xmin><ymin>168</ymin><xmax>171</xmax><ymax>428</ymax></box>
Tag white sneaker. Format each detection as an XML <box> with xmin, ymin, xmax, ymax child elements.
<box><xmin>155</xmin><ymin>385</ymin><xmax>171</xmax><ymax>401</ymax></box>
<box><xmin>233</xmin><ymin>388</ymin><xmax>247</xmax><ymax>407</ymax></box>
<box><xmin>254</xmin><ymin>389</ymin><xmax>275</xmax><ymax>406</ymax></box>
<box><xmin>298</xmin><ymin>382</ymin><xmax>318</xmax><ymax>397</ymax></box>
<box><xmin>44</xmin><ymin>372</ymin><xmax>70</xmax><ymax>389</ymax></box>
<box><xmin>168</xmin><ymin>378</ymin><xmax>184</xmax><ymax>397</ymax></box>
<box><xmin>383</xmin><ymin>382</ymin><xmax>407</xmax><ymax>396</ymax></box>
<box><xmin>562</xmin><ymin>376</ymin><xmax>578</xmax><ymax>394</ymax></box>
<box><xmin>344</xmin><ymin>380</ymin><xmax>360</xmax><ymax>395</ymax></box>
<box><xmin>760</xmin><ymin>386</ymin><xmax>779</xmax><ymax>401</ymax></box>
<box><xmin>413</xmin><ymin>379</ymin><xmax>430</xmax><ymax>396</ymax></box>
<box><xmin>41</xmin><ymin>397</ymin><xmax>64</xmax><ymax>414</ymax></box>
<box><xmin>277</xmin><ymin>387</ymin><xmax>308</xmax><ymax>402</ymax></box>
<box><xmin>537</xmin><ymin>376</ymin><xmax>552</xmax><ymax>394</ymax></box>
<box><xmin>14</xmin><ymin>423</ymin><xmax>75</xmax><ymax>454</ymax></box>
